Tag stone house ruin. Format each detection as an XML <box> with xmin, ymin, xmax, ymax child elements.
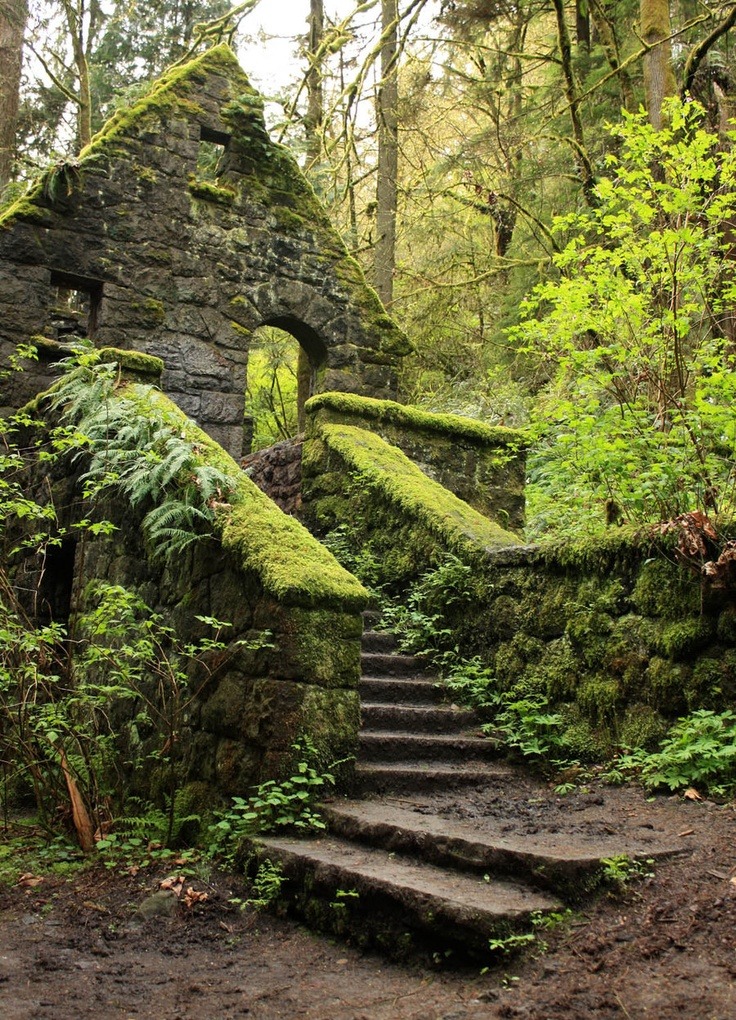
<box><xmin>5</xmin><ymin>44</ymin><xmax>729</xmax><ymax>814</ymax></box>
<box><xmin>0</xmin><ymin>44</ymin><xmax>411</xmax><ymax>458</ymax></box>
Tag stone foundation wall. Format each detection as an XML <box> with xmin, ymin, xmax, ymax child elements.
<box><xmin>242</xmin><ymin>437</ymin><xmax>303</xmax><ymax>514</ymax></box>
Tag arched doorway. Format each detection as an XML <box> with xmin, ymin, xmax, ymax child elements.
<box><xmin>244</xmin><ymin>317</ymin><xmax>328</xmax><ymax>454</ymax></box>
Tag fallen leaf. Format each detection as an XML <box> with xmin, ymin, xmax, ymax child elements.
<box><xmin>18</xmin><ymin>873</ymin><xmax>44</xmax><ymax>887</ymax></box>
<box><xmin>683</xmin><ymin>788</ymin><xmax>702</xmax><ymax>801</ymax></box>
<box><xmin>678</xmin><ymin>828</ymin><xmax>695</xmax><ymax>837</ymax></box>
<box><xmin>182</xmin><ymin>887</ymin><xmax>208</xmax><ymax>908</ymax></box>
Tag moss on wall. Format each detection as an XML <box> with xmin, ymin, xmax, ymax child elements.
<box><xmin>307</xmin><ymin>391</ymin><xmax>528</xmax><ymax>449</ymax></box>
<box><xmin>306</xmin><ymin>422</ymin><xmax>519</xmax><ymax>568</ymax></box>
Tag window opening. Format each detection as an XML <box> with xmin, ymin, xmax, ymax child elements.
<box><xmin>197</xmin><ymin>126</ymin><xmax>230</xmax><ymax>180</ymax></box>
<box><xmin>37</xmin><ymin>537</ymin><xmax>77</xmax><ymax>628</ymax></box>
<box><xmin>49</xmin><ymin>270</ymin><xmax>102</xmax><ymax>339</ymax></box>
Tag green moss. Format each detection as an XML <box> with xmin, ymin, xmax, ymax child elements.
<box><xmin>130</xmin><ymin>298</ymin><xmax>166</xmax><ymax>326</ymax></box>
<box><xmin>655</xmin><ymin>617</ymin><xmax>714</xmax><ymax>660</ymax></box>
<box><xmin>97</xmin><ymin>347</ymin><xmax>164</xmax><ymax>378</ymax></box>
<box><xmin>631</xmin><ymin>558</ymin><xmax>702</xmax><ymax>618</ymax></box>
<box><xmin>577</xmin><ymin>676</ymin><xmax>621</xmax><ymax>727</ymax></box>
<box><xmin>111</xmin><ymin>386</ymin><xmax>368</xmax><ymax>612</ymax></box>
<box><xmin>270</xmin><ymin>205</ymin><xmax>308</xmax><ymax>232</ymax></box>
<box><xmin>619</xmin><ymin>705</ymin><xmax>669</xmax><ymax>750</ymax></box>
<box><xmin>643</xmin><ymin>656</ymin><xmax>690</xmax><ymax>713</ymax></box>
<box><xmin>307</xmin><ymin>391</ymin><xmax>528</xmax><ymax>449</ymax></box>
<box><xmin>79</xmin><ymin>47</ymin><xmax>244</xmax><ymax>159</ymax></box>
<box><xmin>717</xmin><ymin>605</ymin><xmax>736</xmax><ymax>644</ymax></box>
<box><xmin>688</xmin><ymin>650</ymin><xmax>736</xmax><ymax>709</ymax></box>
<box><xmin>188</xmin><ymin>177</ymin><xmax>236</xmax><ymax>205</ymax></box>
<box><xmin>316</xmin><ymin>423</ymin><xmax>521</xmax><ymax>558</ymax></box>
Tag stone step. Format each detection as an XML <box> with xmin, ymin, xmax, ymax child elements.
<box><xmin>250</xmin><ymin>833</ymin><xmax>561</xmax><ymax>960</ymax></box>
<box><xmin>361</xmin><ymin>629</ymin><xmax>398</xmax><ymax>653</ymax></box>
<box><xmin>321</xmin><ymin>800</ymin><xmax>684</xmax><ymax>897</ymax></box>
<box><xmin>360</xmin><ymin>651</ymin><xmax>429</xmax><ymax>678</ymax></box>
<box><xmin>359</xmin><ymin>730</ymin><xmax>500</xmax><ymax>763</ymax></box>
<box><xmin>359</xmin><ymin>676</ymin><xmax>445</xmax><ymax>705</ymax></box>
<box><xmin>361</xmin><ymin>702</ymin><xmax>478</xmax><ymax>734</ymax></box>
<box><xmin>355</xmin><ymin>760</ymin><xmax>517</xmax><ymax>795</ymax></box>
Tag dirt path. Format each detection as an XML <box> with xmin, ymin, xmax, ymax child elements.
<box><xmin>0</xmin><ymin>786</ymin><xmax>734</xmax><ymax>1020</ymax></box>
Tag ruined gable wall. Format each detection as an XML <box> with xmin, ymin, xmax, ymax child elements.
<box><xmin>0</xmin><ymin>46</ymin><xmax>410</xmax><ymax>458</ymax></box>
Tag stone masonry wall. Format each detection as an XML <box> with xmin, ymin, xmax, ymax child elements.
<box><xmin>9</xmin><ymin>363</ymin><xmax>368</xmax><ymax>808</ymax></box>
<box><xmin>305</xmin><ymin>392</ymin><xmax>528</xmax><ymax>532</ymax></box>
<box><xmin>0</xmin><ymin>46</ymin><xmax>410</xmax><ymax>458</ymax></box>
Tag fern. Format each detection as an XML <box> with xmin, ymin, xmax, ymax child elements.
<box><xmin>50</xmin><ymin>354</ymin><xmax>238</xmax><ymax>560</ymax></box>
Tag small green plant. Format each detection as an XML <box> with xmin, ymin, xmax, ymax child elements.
<box><xmin>441</xmin><ymin>657</ymin><xmax>500</xmax><ymax>712</ymax></box>
<box><xmin>229</xmin><ymin>858</ymin><xmax>285</xmax><ymax>911</ymax></box>
<box><xmin>208</xmin><ymin>740</ymin><xmax>343</xmax><ymax>861</ymax></box>
<box><xmin>330</xmin><ymin>887</ymin><xmax>360</xmax><ymax>911</ymax></box>
<box><xmin>599</xmin><ymin>854</ymin><xmax>655</xmax><ymax>891</ymax></box>
<box><xmin>615</xmin><ymin>710</ymin><xmax>736</xmax><ymax>798</ymax></box>
<box><xmin>240</xmin><ymin>859</ymin><xmax>284</xmax><ymax>909</ymax></box>
<box><xmin>487</xmin><ymin>930</ymin><xmax>536</xmax><ymax>956</ymax></box>
<box><xmin>486</xmin><ymin>694</ymin><xmax>566</xmax><ymax>759</ymax></box>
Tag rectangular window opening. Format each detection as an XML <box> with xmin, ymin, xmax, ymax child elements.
<box><xmin>198</xmin><ymin>126</ymin><xmax>231</xmax><ymax>181</ymax></box>
<box><xmin>49</xmin><ymin>270</ymin><xmax>103</xmax><ymax>339</ymax></box>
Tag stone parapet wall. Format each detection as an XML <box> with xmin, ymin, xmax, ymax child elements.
<box><xmin>306</xmin><ymin>392</ymin><xmax>528</xmax><ymax>532</ymax></box>
<box><xmin>10</xmin><ymin>364</ymin><xmax>368</xmax><ymax>807</ymax></box>
<box><xmin>415</xmin><ymin>534</ymin><xmax>736</xmax><ymax>759</ymax></box>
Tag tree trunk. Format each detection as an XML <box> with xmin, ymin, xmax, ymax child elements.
<box><xmin>641</xmin><ymin>0</ymin><xmax>676</xmax><ymax>128</ymax></box>
<box><xmin>551</xmin><ymin>0</ymin><xmax>596</xmax><ymax>206</ymax></box>
<box><xmin>305</xmin><ymin>0</ymin><xmax>324</xmax><ymax>175</ymax></box>
<box><xmin>374</xmin><ymin>0</ymin><xmax>399</xmax><ymax>308</ymax></box>
<box><xmin>0</xmin><ymin>0</ymin><xmax>28</xmax><ymax>191</ymax></box>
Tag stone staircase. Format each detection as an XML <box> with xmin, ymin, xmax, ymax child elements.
<box><xmin>249</xmin><ymin>618</ymin><xmax>688</xmax><ymax>962</ymax></box>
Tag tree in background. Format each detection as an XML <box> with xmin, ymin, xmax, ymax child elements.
<box><xmin>511</xmin><ymin>101</ymin><xmax>736</xmax><ymax>534</ymax></box>
<box><xmin>0</xmin><ymin>0</ymin><xmax>28</xmax><ymax>192</ymax></box>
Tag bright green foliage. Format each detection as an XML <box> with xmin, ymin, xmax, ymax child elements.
<box><xmin>208</xmin><ymin>739</ymin><xmax>339</xmax><ymax>861</ymax></box>
<box><xmin>246</xmin><ymin>327</ymin><xmax>300</xmax><ymax>452</ymax></box>
<box><xmin>512</xmin><ymin>100</ymin><xmax>736</xmax><ymax>534</ymax></box>
<box><xmin>617</xmin><ymin>709</ymin><xmax>736</xmax><ymax>797</ymax></box>
<box><xmin>49</xmin><ymin>350</ymin><xmax>238</xmax><ymax>560</ymax></box>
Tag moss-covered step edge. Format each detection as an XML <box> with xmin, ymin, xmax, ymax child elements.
<box><xmin>307</xmin><ymin>391</ymin><xmax>529</xmax><ymax>449</ymax></box>
<box><xmin>317</xmin><ymin>422</ymin><xmax>521</xmax><ymax>555</ymax></box>
<box><xmin>28</xmin><ymin>360</ymin><xmax>368</xmax><ymax>613</ymax></box>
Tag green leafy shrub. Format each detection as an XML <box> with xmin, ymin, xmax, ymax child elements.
<box><xmin>208</xmin><ymin>739</ymin><xmax>341</xmax><ymax>861</ymax></box>
<box><xmin>512</xmin><ymin>99</ymin><xmax>736</xmax><ymax>535</ymax></box>
<box><xmin>617</xmin><ymin>709</ymin><xmax>736</xmax><ymax>797</ymax></box>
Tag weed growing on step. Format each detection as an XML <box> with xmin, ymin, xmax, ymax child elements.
<box><xmin>230</xmin><ymin>859</ymin><xmax>284</xmax><ymax>910</ymax></box>
<box><xmin>208</xmin><ymin>739</ymin><xmax>344</xmax><ymax>863</ymax></box>
<box><xmin>599</xmin><ymin>854</ymin><xmax>655</xmax><ymax>893</ymax></box>
<box><xmin>330</xmin><ymin>887</ymin><xmax>360</xmax><ymax>911</ymax></box>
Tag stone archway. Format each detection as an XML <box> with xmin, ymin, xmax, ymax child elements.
<box><xmin>245</xmin><ymin>318</ymin><xmax>328</xmax><ymax>453</ymax></box>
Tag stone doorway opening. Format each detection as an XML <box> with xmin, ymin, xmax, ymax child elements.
<box><xmin>244</xmin><ymin>318</ymin><xmax>327</xmax><ymax>454</ymax></box>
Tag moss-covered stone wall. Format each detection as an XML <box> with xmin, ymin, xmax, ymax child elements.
<box><xmin>306</xmin><ymin>392</ymin><xmax>528</xmax><ymax>531</ymax></box>
<box><xmin>0</xmin><ymin>45</ymin><xmax>410</xmax><ymax>457</ymax></box>
<box><xmin>299</xmin><ymin>404</ymin><xmax>734</xmax><ymax>754</ymax></box>
<box><xmin>418</xmin><ymin>534</ymin><xmax>736</xmax><ymax>759</ymax></box>
<box><xmin>301</xmin><ymin>404</ymin><xmax>522</xmax><ymax>591</ymax></box>
<box><xmin>11</xmin><ymin>362</ymin><xmax>368</xmax><ymax>807</ymax></box>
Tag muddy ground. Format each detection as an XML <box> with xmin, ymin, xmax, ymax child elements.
<box><xmin>0</xmin><ymin>781</ymin><xmax>734</xmax><ymax>1020</ymax></box>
